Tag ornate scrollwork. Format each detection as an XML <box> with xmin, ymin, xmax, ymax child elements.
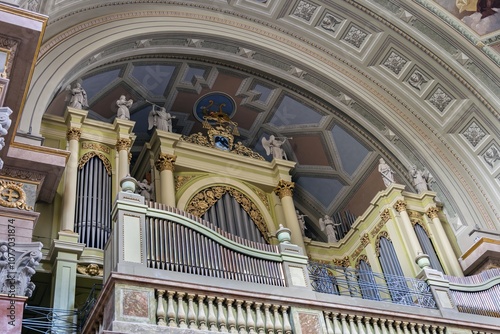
<box><xmin>253</xmin><ymin>187</ymin><xmax>270</xmax><ymax>211</ymax></box>
<box><xmin>274</xmin><ymin>180</ymin><xmax>295</xmax><ymax>199</ymax></box>
<box><xmin>175</xmin><ymin>175</ymin><xmax>198</xmax><ymax>191</ymax></box>
<box><xmin>380</xmin><ymin>208</ymin><xmax>391</xmax><ymax>222</ymax></box>
<box><xmin>355</xmin><ymin>254</ymin><xmax>369</xmax><ymax>269</ymax></box>
<box><xmin>66</xmin><ymin>127</ymin><xmax>82</xmax><ymax>141</ymax></box>
<box><xmin>116</xmin><ymin>138</ymin><xmax>132</xmax><ymax>151</ymax></box>
<box><xmin>180</xmin><ymin>132</ymin><xmax>211</xmax><ymax>147</ymax></box>
<box><xmin>393</xmin><ymin>200</ymin><xmax>407</xmax><ymax>212</ymax></box>
<box><xmin>186</xmin><ymin>186</ymin><xmax>269</xmax><ymax>241</ymax></box>
<box><xmin>412</xmin><ymin>220</ymin><xmax>431</xmax><ymax>237</ymax></box>
<box><xmin>375</xmin><ymin>231</ymin><xmax>390</xmax><ymax>256</ymax></box>
<box><xmin>78</xmin><ymin>152</ymin><xmax>112</xmax><ymax>175</ymax></box>
<box><xmin>351</xmin><ymin>233</ymin><xmax>370</xmax><ymax>259</ymax></box>
<box><xmin>332</xmin><ymin>256</ymin><xmax>350</xmax><ymax>267</ymax></box>
<box><xmin>0</xmin><ymin>180</ymin><xmax>32</xmax><ymax>210</ymax></box>
<box><xmin>232</xmin><ymin>142</ymin><xmax>265</xmax><ymax>160</ymax></box>
<box><xmin>155</xmin><ymin>153</ymin><xmax>177</xmax><ymax>172</ymax></box>
<box><xmin>82</xmin><ymin>142</ymin><xmax>110</xmax><ymax>154</ymax></box>
<box><xmin>426</xmin><ymin>207</ymin><xmax>440</xmax><ymax>219</ymax></box>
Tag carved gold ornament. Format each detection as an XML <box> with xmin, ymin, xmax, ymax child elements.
<box><xmin>175</xmin><ymin>175</ymin><xmax>198</xmax><ymax>191</ymax></box>
<box><xmin>116</xmin><ymin>138</ymin><xmax>132</xmax><ymax>151</ymax></box>
<box><xmin>355</xmin><ymin>254</ymin><xmax>370</xmax><ymax>269</ymax></box>
<box><xmin>351</xmin><ymin>233</ymin><xmax>370</xmax><ymax>259</ymax></box>
<box><xmin>78</xmin><ymin>152</ymin><xmax>112</xmax><ymax>175</ymax></box>
<box><xmin>332</xmin><ymin>256</ymin><xmax>350</xmax><ymax>267</ymax></box>
<box><xmin>426</xmin><ymin>207</ymin><xmax>440</xmax><ymax>219</ymax></box>
<box><xmin>393</xmin><ymin>200</ymin><xmax>407</xmax><ymax>212</ymax></box>
<box><xmin>155</xmin><ymin>153</ymin><xmax>177</xmax><ymax>172</ymax></box>
<box><xmin>375</xmin><ymin>231</ymin><xmax>390</xmax><ymax>256</ymax></box>
<box><xmin>0</xmin><ymin>180</ymin><xmax>32</xmax><ymax>211</ymax></box>
<box><xmin>66</xmin><ymin>127</ymin><xmax>82</xmax><ymax>141</ymax></box>
<box><xmin>82</xmin><ymin>142</ymin><xmax>110</xmax><ymax>154</ymax></box>
<box><xmin>379</xmin><ymin>208</ymin><xmax>391</xmax><ymax>222</ymax></box>
<box><xmin>77</xmin><ymin>263</ymin><xmax>103</xmax><ymax>277</ymax></box>
<box><xmin>274</xmin><ymin>180</ymin><xmax>295</xmax><ymax>199</ymax></box>
<box><xmin>412</xmin><ymin>220</ymin><xmax>431</xmax><ymax>237</ymax></box>
<box><xmin>186</xmin><ymin>186</ymin><xmax>269</xmax><ymax>241</ymax></box>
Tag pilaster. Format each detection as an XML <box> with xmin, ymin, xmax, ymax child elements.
<box><xmin>274</xmin><ymin>180</ymin><xmax>304</xmax><ymax>249</ymax></box>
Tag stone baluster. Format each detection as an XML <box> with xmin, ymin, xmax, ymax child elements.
<box><xmin>402</xmin><ymin>322</ymin><xmax>411</xmax><ymax>334</ymax></box>
<box><xmin>387</xmin><ymin>320</ymin><xmax>396</xmax><ymax>334</ymax></box>
<box><xmin>197</xmin><ymin>295</ymin><xmax>208</xmax><ymax>330</ymax></box>
<box><xmin>156</xmin><ymin>290</ymin><xmax>166</xmax><ymax>326</ymax></box>
<box><xmin>332</xmin><ymin>313</ymin><xmax>342</xmax><ymax>334</ymax></box>
<box><xmin>187</xmin><ymin>293</ymin><xmax>197</xmax><ymax>329</ymax></box>
<box><xmin>264</xmin><ymin>304</ymin><xmax>274</xmax><ymax>334</ymax></box>
<box><xmin>364</xmin><ymin>317</ymin><xmax>373</xmax><ymax>334</ymax></box>
<box><xmin>226</xmin><ymin>299</ymin><xmax>237</xmax><ymax>333</ymax></box>
<box><xmin>217</xmin><ymin>297</ymin><xmax>228</xmax><ymax>332</ymax></box>
<box><xmin>380</xmin><ymin>319</ymin><xmax>389</xmax><ymax>334</ymax></box>
<box><xmin>272</xmin><ymin>305</ymin><xmax>283</xmax><ymax>334</ymax></box>
<box><xmin>167</xmin><ymin>291</ymin><xmax>176</xmax><ymax>327</ymax></box>
<box><xmin>429</xmin><ymin>326</ymin><xmax>437</xmax><ymax>334</ymax></box>
<box><xmin>372</xmin><ymin>318</ymin><xmax>381</xmax><ymax>334</ymax></box>
<box><xmin>207</xmin><ymin>296</ymin><xmax>217</xmax><ymax>331</ymax></box>
<box><xmin>177</xmin><ymin>292</ymin><xmax>187</xmax><ymax>328</ymax></box>
<box><xmin>236</xmin><ymin>300</ymin><xmax>247</xmax><ymax>334</ymax></box>
<box><xmin>436</xmin><ymin>326</ymin><xmax>444</xmax><ymax>334</ymax></box>
<box><xmin>324</xmin><ymin>311</ymin><xmax>334</xmax><ymax>334</ymax></box>
<box><xmin>255</xmin><ymin>303</ymin><xmax>265</xmax><ymax>334</ymax></box>
<box><xmin>246</xmin><ymin>301</ymin><xmax>256</xmax><ymax>334</ymax></box>
<box><xmin>415</xmin><ymin>323</ymin><xmax>424</xmax><ymax>334</ymax></box>
<box><xmin>357</xmin><ymin>316</ymin><xmax>366</xmax><ymax>334</ymax></box>
<box><xmin>281</xmin><ymin>306</ymin><xmax>291</xmax><ymax>334</ymax></box>
<box><xmin>408</xmin><ymin>322</ymin><xmax>417</xmax><ymax>334</ymax></box>
<box><xmin>393</xmin><ymin>320</ymin><xmax>402</xmax><ymax>334</ymax></box>
<box><xmin>340</xmin><ymin>314</ymin><xmax>349</xmax><ymax>333</ymax></box>
<box><xmin>348</xmin><ymin>314</ymin><xmax>357</xmax><ymax>334</ymax></box>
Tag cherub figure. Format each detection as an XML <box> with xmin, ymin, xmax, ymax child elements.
<box><xmin>116</xmin><ymin>95</ymin><xmax>133</xmax><ymax>120</ymax></box>
<box><xmin>296</xmin><ymin>210</ymin><xmax>307</xmax><ymax>236</ymax></box>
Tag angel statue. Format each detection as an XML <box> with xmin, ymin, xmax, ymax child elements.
<box><xmin>67</xmin><ymin>82</ymin><xmax>88</xmax><ymax>110</ymax></box>
<box><xmin>116</xmin><ymin>95</ymin><xmax>133</xmax><ymax>120</ymax></box>
<box><xmin>409</xmin><ymin>165</ymin><xmax>433</xmax><ymax>194</ymax></box>
<box><xmin>261</xmin><ymin>135</ymin><xmax>289</xmax><ymax>160</ymax></box>
<box><xmin>296</xmin><ymin>210</ymin><xmax>307</xmax><ymax>236</ymax></box>
<box><xmin>378</xmin><ymin>158</ymin><xmax>395</xmax><ymax>187</ymax></box>
<box><xmin>319</xmin><ymin>214</ymin><xmax>341</xmax><ymax>243</ymax></box>
<box><xmin>148</xmin><ymin>103</ymin><xmax>175</xmax><ymax>132</ymax></box>
<box><xmin>136</xmin><ymin>179</ymin><xmax>153</xmax><ymax>201</ymax></box>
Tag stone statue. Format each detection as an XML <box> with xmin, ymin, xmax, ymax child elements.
<box><xmin>0</xmin><ymin>107</ymin><xmax>12</xmax><ymax>136</ymax></box>
<box><xmin>137</xmin><ymin>179</ymin><xmax>153</xmax><ymax>201</ymax></box>
<box><xmin>483</xmin><ymin>146</ymin><xmax>499</xmax><ymax>167</ymax></box>
<box><xmin>116</xmin><ymin>95</ymin><xmax>133</xmax><ymax>120</ymax></box>
<box><xmin>261</xmin><ymin>135</ymin><xmax>289</xmax><ymax>160</ymax></box>
<box><xmin>409</xmin><ymin>165</ymin><xmax>433</xmax><ymax>193</ymax></box>
<box><xmin>148</xmin><ymin>105</ymin><xmax>175</xmax><ymax>132</ymax></box>
<box><xmin>296</xmin><ymin>210</ymin><xmax>307</xmax><ymax>236</ymax></box>
<box><xmin>378</xmin><ymin>158</ymin><xmax>395</xmax><ymax>187</ymax></box>
<box><xmin>319</xmin><ymin>214</ymin><xmax>341</xmax><ymax>243</ymax></box>
<box><xmin>68</xmin><ymin>82</ymin><xmax>88</xmax><ymax>110</ymax></box>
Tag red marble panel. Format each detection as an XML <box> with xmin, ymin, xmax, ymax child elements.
<box><xmin>298</xmin><ymin>312</ymin><xmax>322</xmax><ymax>334</ymax></box>
<box><xmin>122</xmin><ymin>290</ymin><xmax>149</xmax><ymax>318</ymax></box>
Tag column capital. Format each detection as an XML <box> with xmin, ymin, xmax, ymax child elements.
<box><xmin>116</xmin><ymin>138</ymin><xmax>132</xmax><ymax>151</ymax></box>
<box><xmin>66</xmin><ymin>127</ymin><xmax>81</xmax><ymax>141</ymax></box>
<box><xmin>155</xmin><ymin>153</ymin><xmax>177</xmax><ymax>171</ymax></box>
<box><xmin>393</xmin><ymin>199</ymin><xmax>407</xmax><ymax>212</ymax></box>
<box><xmin>426</xmin><ymin>206</ymin><xmax>440</xmax><ymax>219</ymax></box>
<box><xmin>274</xmin><ymin>180</ymin><xmax>295</xmax><ymax>199</ymax></box>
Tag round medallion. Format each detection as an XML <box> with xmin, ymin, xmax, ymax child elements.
<box><xmin>193</xmin><ymin>92</ymin><xmax>236</xmax><ymax>122</ymax></box>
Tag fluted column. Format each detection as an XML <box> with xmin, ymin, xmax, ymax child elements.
<box><xmin>274</xmin><ymin>180</ymin><xmax>304</xmax><ymax>249</ymax></box>
<box><xmin>426</xmin><ymin>207</ymin><xmax>463</xmax><ymax>276</ymax></box>
<box><xmin>116</xmin><ymin>138</ymin><xmax>132</xmax><ymax>181</ymax></box>
<box><xmin>155</xmin><ymin>153</ymin><xmax>177</xmax><ymax>206</ymax></box>
<box><xmin>393</xmin><ymin>200</ymin><xmax>423</xmax><ymax>266</ymax></box>
<box><xmin>60</xmin><ymin>127</ymin><xmax>81</xmax><ymax>232</ymax></box>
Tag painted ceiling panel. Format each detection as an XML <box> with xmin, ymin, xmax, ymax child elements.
<box><xmin>270</xmin><ymin>95</ymin><xmax>324</xmax><ymax>127</ymax></box>
<box><xmin>82</xmin><ymin>68</ymin><xmax>122</xmax><ymax>101</ymax></box>
<box><xmin>331</xmin><ymin>124</ymin><xmax>369</xmax><ymax>176</ymax></box>
<box><xmin>130</xmin><ymin>64</ymin><xmax>175</xmax><ymax>96</ymax></box>
<box><xmin>296</xmin><ymin>176</ymin><xmax>344</xmax><ymax>208</ymax></box>
<box><xmin>290</xmin><ymin>135</ymin><xmax>330</xmax><ymax>166</ymax></box>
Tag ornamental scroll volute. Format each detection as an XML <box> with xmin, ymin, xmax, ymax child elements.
<box><xmin>186</xmin><ymin>186</ymin><xmax>269</xmax><ymax>242</ymax></box>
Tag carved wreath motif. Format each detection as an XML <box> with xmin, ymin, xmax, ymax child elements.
<box><xmin>180</xmin><ymin>133</ymin><xmax>265</xmax><ymax>160</ymax></box>
<box><xmin>78</xmin><ymin>151</ymin><xmax>112</xmax><ymax>175</ymax></box>
<box><xmin>0</xmin><ymin>180</ymin><xmax>32</xmax><ymax>211</ymax></box>
<box><xmin>186</xmin><ymin>186</ymin><xmax>269</xmax><ymax>241</ymax></box>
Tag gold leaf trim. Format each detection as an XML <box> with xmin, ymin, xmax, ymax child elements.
<box><xmin>0</xmin><ymin>180</ymin><xmax>33</xmax><ymax>211</ymax></box>
<box><xmin>78</xmin><ymin>151</ymin><xmax>112</xmax><ymax>175</ymax></box>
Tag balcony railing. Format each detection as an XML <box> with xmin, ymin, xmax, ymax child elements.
<box><xmin>22</xmin><ymin>305</ymin><xmax>79</xmax><ymax>333</ymax></box>
<box><xmin>308</xmin><ymin>262</ymin><xmax>437</xmax><ymax>309</ymax></box>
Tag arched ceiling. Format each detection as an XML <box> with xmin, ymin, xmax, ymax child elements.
<box><xmin>19</xmin><ymin>0</ymin><xmax>500</xmax><ymax>248</ymax></box>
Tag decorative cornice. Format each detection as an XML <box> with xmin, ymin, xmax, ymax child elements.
<box><xmin>116</xmin><ymin>138</ymin><xmax>132</xmax><ymax>151</ymax></box>
<box><xmin>274</xmin><ymin>180</ymin><xmax>295</xmax><ymax>199</ymax></box>
<box><xmin>426</xmin><ymin>207</ymin><xmax>440</xmax><ymax>219</ymax></box>
<box><xmin>393</xmin><ymin>200</ymin><xmax>407</xmax><ymax>212</ymax></box>
<box><xmin>155</xmin><ymin>153</ymin><xmax>177</xmax><ymax>172</ymax></box>
<box><xmin>66</xmin><ymin>127</ymin><xmax>81</xmax><ymax>141</ymax></box>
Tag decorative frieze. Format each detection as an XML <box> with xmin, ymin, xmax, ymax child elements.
<box><xmin>380</xmin><ymin>208</ymin><xmax>391</xmax><ymax>222</ymax></box>
<box><xmin>319</xmin><ymin>13</ymin><xmax>342</xmax><ymax>33</ymax></box>
<box><xmin>155</xmin><ymin>153</ymin><xmax>177</xmax><ymax>172</ymax></box>
<box><xmin>408</xmin><ymin>70</ymin><xmax>428</xmax><ymax>90</ymax></box>
<box><xmin>351</xmin><ymin>233</ymin><xmax>370</xmax><ymax>259</ymax></box>
<box><xmin>332</xmin><ymin>256</ymin><xmax>350</xmax><ymax>267</ymax></box>
<box><xmin>66</xmin><ymin>127</ymin><xmax>82</xmax><ymax>141</ymax></box>
<box><xmin>274</xmin><ymin>180</ymin><xmax>295</xmax><ymax>199</ymax></box>
<box><xmin>82</xmin><ymin>142</ymin><xmax>110</xmax><ymax>154</ymax></box>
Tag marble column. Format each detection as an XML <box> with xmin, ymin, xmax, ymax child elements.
<box><xmin>60</xmin><ymin>127</ymin><xmax>81</xmax><ymax>232</ymax></box>
<box><xmin>274</xmin><ymin>180</ymin><xmax>305</xmax><ymax>249</ymax></box>
<box><xmin>426</xmin><ymin>207</ymin><xmax>463</xmax><ymax>277</ymax></box>
<box><xmin>393</xmin><ymin>200</ymin><xmax>423</xmax><ymax>260</ymax></box>
<box><xmin>116</xmin><ymin>138</ymin><xmax>132</xmax><ymax>181</ymax></box>
<box><xmin>155</xmin><ymin>153</ymin><xmax>177</xmax><ymax>207</ymax></box>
